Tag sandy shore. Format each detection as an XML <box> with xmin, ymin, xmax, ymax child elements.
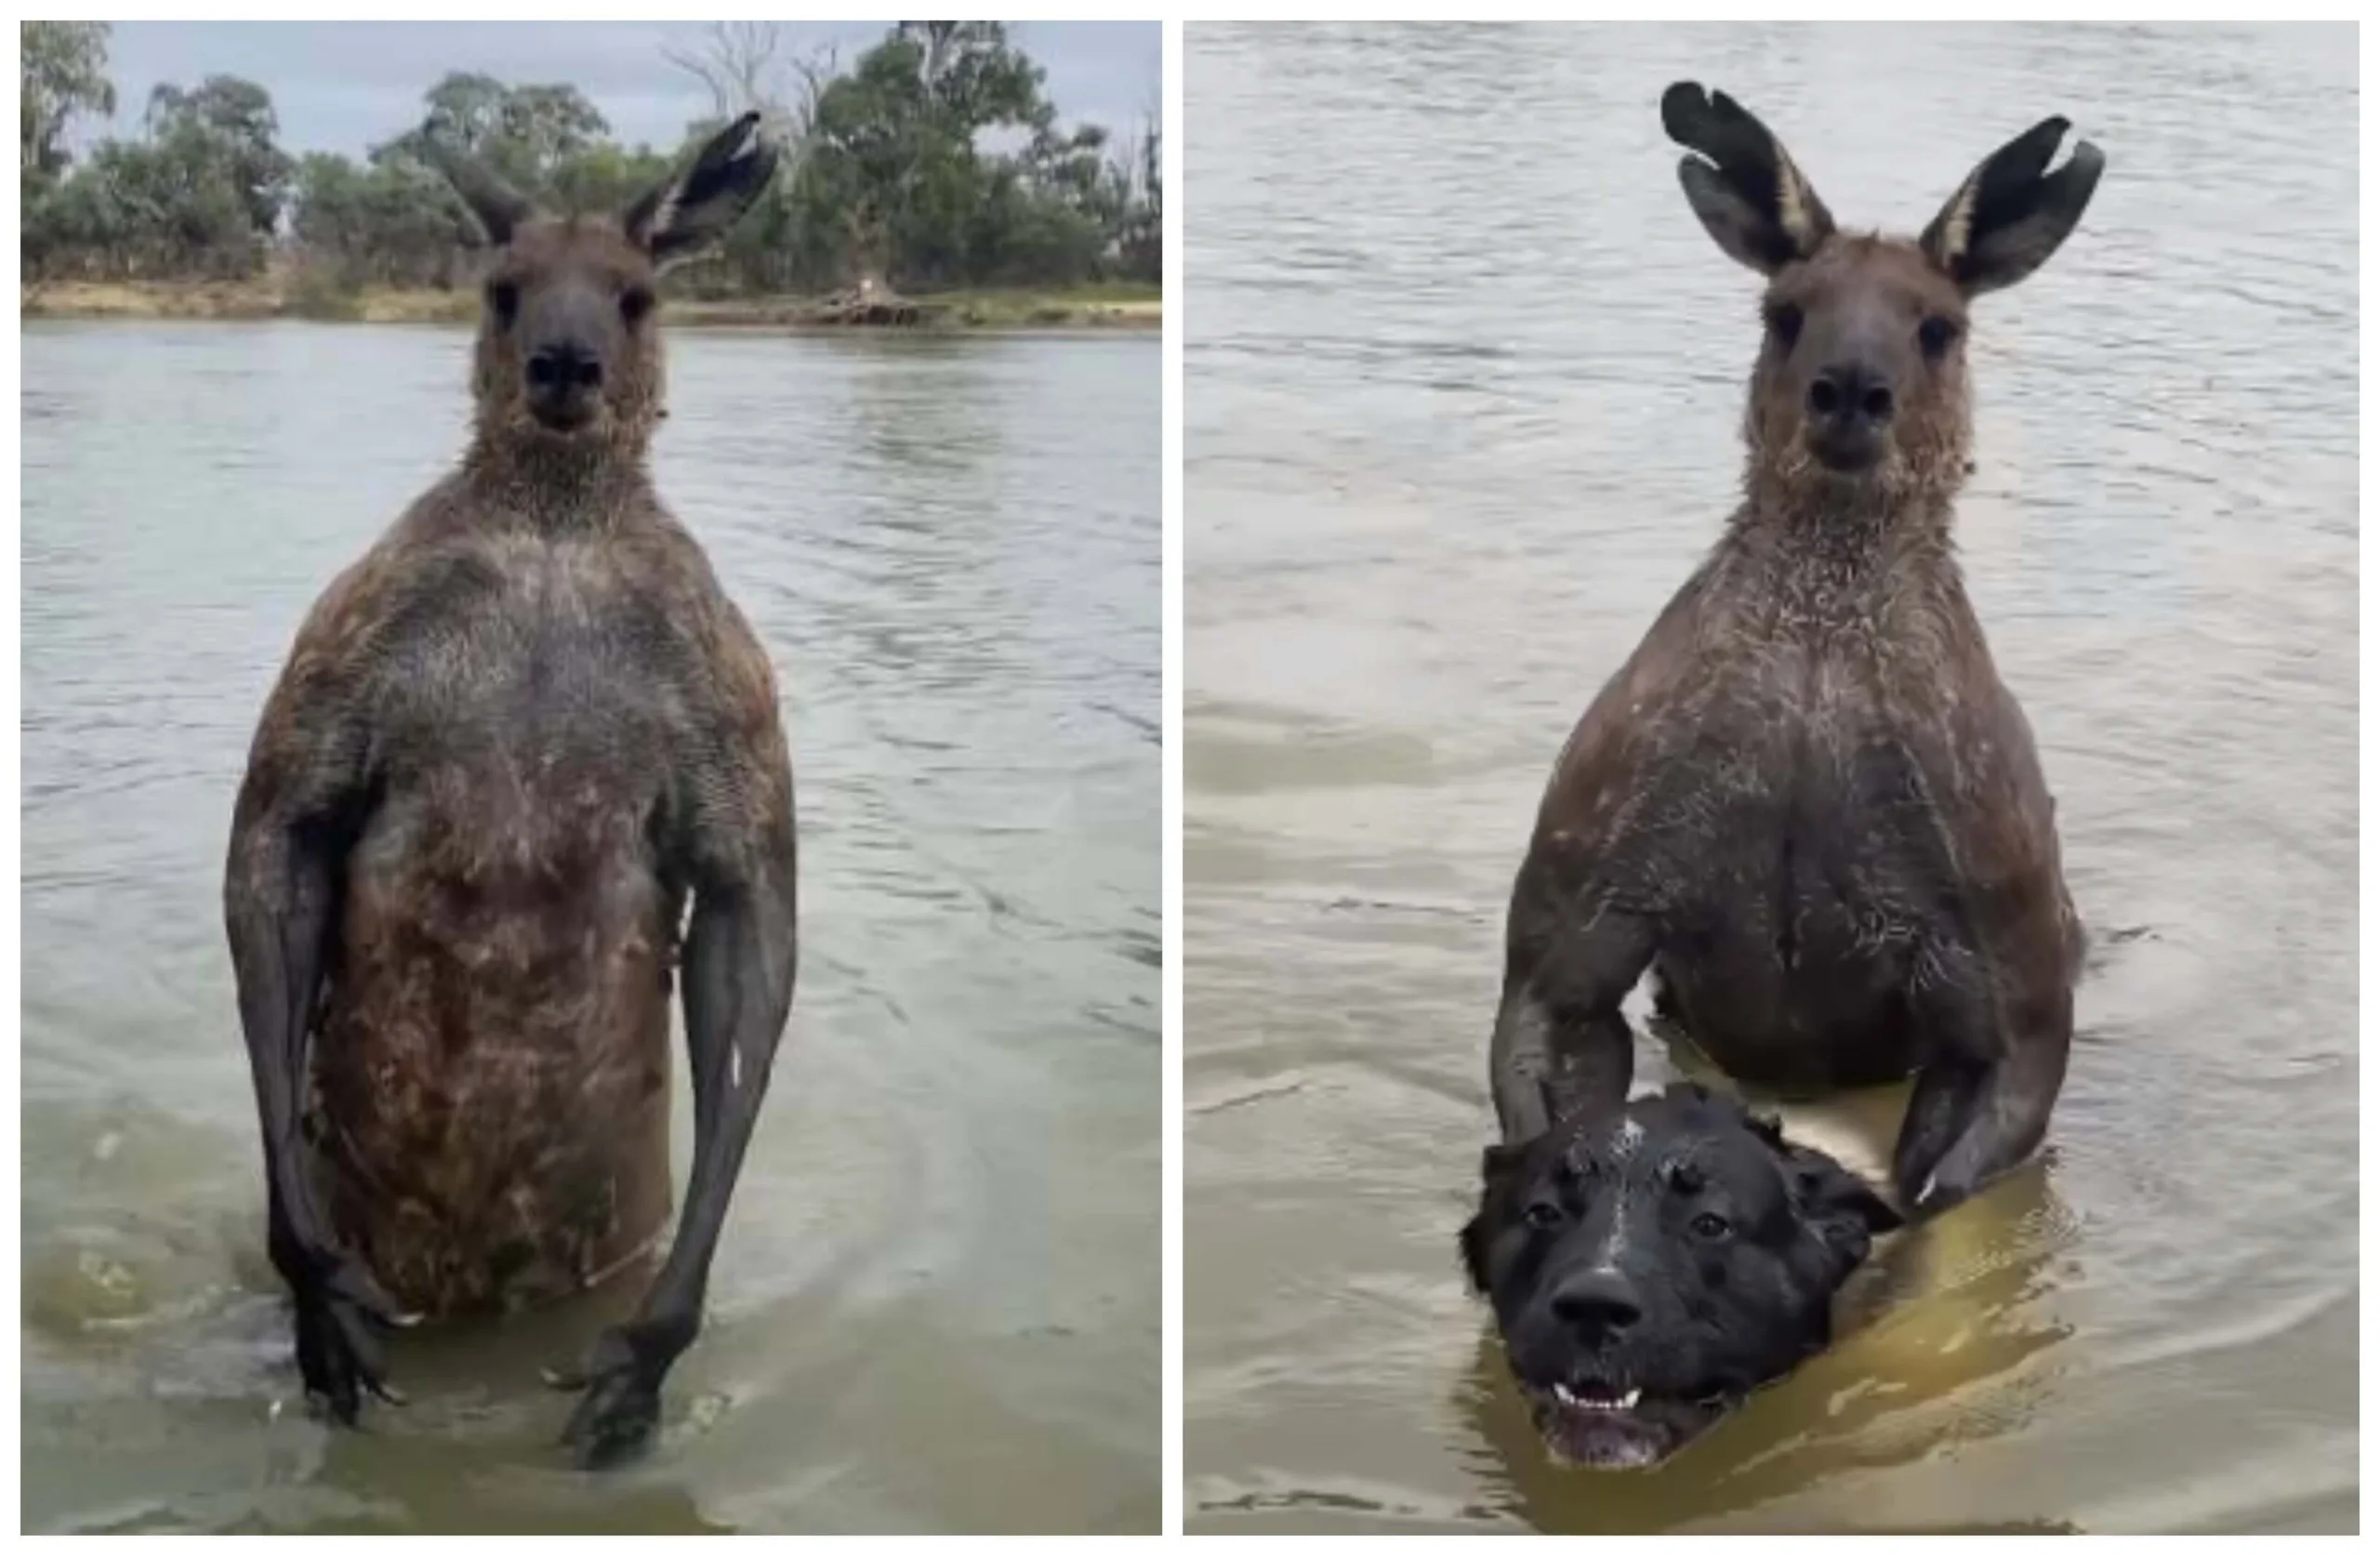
<box><xmin>21</xmin><ymin>279</ymin><xmax>1162</xmax><ymax>333</ymax></box>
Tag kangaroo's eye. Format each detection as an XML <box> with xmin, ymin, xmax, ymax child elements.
<box><xmin>621</xmin><ymin>286</ymin><xmax>655</xmax><ymax>325</ymax></box>
<box><xmin>1690</xmin><ymin>1211</ymin><xmax>1731</xmax><ymax>1241</ymax></box>
<box><xmin>1918</xmin><ymin>315</ymin><xmax>1960</xmax><ymax>360</ymax></box>
<box><xmin>486</xmin><ymin>281</ymin><xmax>520</xmax><ymax>328</ymax></box>
<box><xmin>1523</xmin><ymin>1199</ymin><xmax>1566</xmax><ymax>1230</ymax></box>
<box><xmin>1765</xmin><ymin>302</ymin><xmax>1804</xmax><ymax>349</ymax></box>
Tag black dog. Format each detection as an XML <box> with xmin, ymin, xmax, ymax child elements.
<box><xmin>1462</xmin><ymin>1085</ymin><xmax>1900</xmax><ymax>1468</ymax></box>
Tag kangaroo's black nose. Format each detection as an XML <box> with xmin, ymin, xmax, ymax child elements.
<box><xmin>527</xmin><ymin>343</ymin><xmax>603</xmax><ymax>394</ymax></box>
<box><xmin>1550</xmin><ymin>1269</ymin><xmax>1643</xmax><ymax>1337</ymax></box>
<box><xmin>1807</xmin><ymin>362</ymin><xmax>1893</xmax><ymax>426</ymax></box>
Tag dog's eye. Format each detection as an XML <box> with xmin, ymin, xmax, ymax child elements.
<box><xmin>1522</xmin><ymin>1199</ymin><xmax>1566</xmax><ymax>1230</ymax></box>
<box><xmin>1690</xmin><ymin>1211</ymin><xmax>1731</xmax><ymax>1241</ymax></box>
<box><xmin>1918</xmin><ymin>315</ymin><xmax>1960</xmax><ymax>360</ymax></box>
<box><xmin>1765</xmin><ymin>301</ymin><xmax>1804</xmax><ymax>349</ymax></box>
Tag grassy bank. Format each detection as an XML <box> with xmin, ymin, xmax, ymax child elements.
<box><xmin>20</xmin><ymin>276</ymin><xmax>1162</xmax><ymax>332</ymax></box>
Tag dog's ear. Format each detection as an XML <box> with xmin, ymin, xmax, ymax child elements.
<box><xmin>1459</xmin><ymin>1207</ymin><xmax>1494</xmax><ymax>1294</ymax></box>
<box><xmin>1481</xmin><ymin>1140</ymin><xmax>1529</xmax><ymax>1186</ymax></box>
<box><xmin>1776</xmin><ymin>1140</ymin><xmax>1902</xmax><ymax>1273</ymax></box>
<box><xmin>1461</xmin><ymin>1140</ymin><xmax>1532</xmax><ymax>1293</ymax></box>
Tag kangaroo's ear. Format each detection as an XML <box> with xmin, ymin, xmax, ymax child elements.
<box><xmin>623</xmin><ymin>112</ymin><xmax>779</xmax><ymax>268</ymax></box>
<box><xmin>1922</xmin><ymin>115</ymin><xmax>2105</xmax><ymax>296</ymax></box>
<box><xmin>420</xmin><ymin>136</ymin><xmax>533</xmax><ymax>247</ymax></box>
<box><xmin>1661</xmin><ymin>81</ymin><xmax>1836</xmax><ymax>275</ymax></box>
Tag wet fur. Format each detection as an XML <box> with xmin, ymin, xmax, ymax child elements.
<box><xmin>273</xmin><ymin>488</ymin><xmax>781</xmax><ymax>1314</ymax></box>
<box><xmin>225</xmin><ymin>114</ymin><xmax>787</xmax><ymax>1462</ymax></box>
<box><xmin>1461</xmin><ymin>1085</ymin><xmax>1899</xmax><ymax>1467</ymax></box>
<box><xmin>1488</xmin><ymin>86</ymin><xmax>2101</xmax><ymax>1220</ymax></box>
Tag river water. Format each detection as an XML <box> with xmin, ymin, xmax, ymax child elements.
<box><xmin>1185</xmin><ymin>21</ymin><xmax>2356</xmax><ymax>1535</ymax></box>
<box><xmin>22</xmin><ymin>323</ymin><xmax>1159</xmax><ymax>1533</ymax></box>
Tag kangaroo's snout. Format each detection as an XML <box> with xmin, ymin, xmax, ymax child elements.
<box><xmin>518</xmin><ymin>281</ymin><xmax>617</xmax><ymax>432</ymax></box>
<box><xmin>1804</xmin><ymin>356</ymin><xmax>1896</xmax><ymax>470</ymax></box>
<box><xmin>1807</xmin><ymin>360</ymin><xmax>1894</xmax><ymax>427</ymax></box>
<box><xmin>525</xmin><ymin>339</ymin><xmax>604</xmax><ymax>426</ymax></box>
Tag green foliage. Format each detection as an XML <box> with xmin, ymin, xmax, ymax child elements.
<box><xmin>145</xmin><ymin>74</ymin><xmax>294</xmax><ymax>236</ymax></box>
<box><xmin>289</xmin><ymin>151</ymin><xmax>473</xmax><ymax>286</ymax></box>
<box><xmin>20</xmin><ymin>22</ymin><xmax>1164</xmax><ymax>297</ymax></box>
<box><xmin>21</xmin><ymin>21</ymin><xmax>115</xmax><ymax>181</ymax></box>
<box><xmin>282</xmin><ymin>260</ymin><xmax>364</xmax><ymax>320</ymax></box>
<box><xmin>404</xmin><ymin>73</ymin><xmax>622</xmax><ymax>204</ymax></box>
<box><xmin>28</xmin><ymin>123</ymin><xmax>261</xmax><ymax>279</ymax></box>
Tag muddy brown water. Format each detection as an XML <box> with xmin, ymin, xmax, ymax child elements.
<box><xmin>1185</xmin><ymin>21</ymin><xmax>2356</xmax><ymax>1535</ymax></box>
<box><xmin>22</xmin><ymin>322</ymin><xmax>1158</xmax><ymax>1533</ymax></box>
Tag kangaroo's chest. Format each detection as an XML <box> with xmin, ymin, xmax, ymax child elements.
<box><xmin>1651</xmin><ymin>629</ymin><xmax>1961</xmax><ymax>929</ymax></box>
<box><xmin>372</xmin><ymin>536</ymin><xmax>690</xmax><ymax>784</ymax></box>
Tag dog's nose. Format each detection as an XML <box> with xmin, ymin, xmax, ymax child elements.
<box><xmin>1551</xmin><ymin>1269</ymin><xmax>1643</xmax><ymax>1336</ymax></box>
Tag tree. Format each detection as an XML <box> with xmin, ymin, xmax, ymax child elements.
<box><xmin>25</xmin><ymin>68</ymin><xmax>284</xmax><ymax>280</ymax></box>
<box><xmin>143</xmin><ymin>74</ymin><xmax>292</xmax><ymax>236</ymax></box>
<box><xmin>21</xmin><ymin>21</ymin><xmax>115</xmax><ymax>180</ymax></box>
<box><xmin>62</xmin><ymin>135</ymin><xmax>255</xmax><ymax>277</ymax></box>
<box><xmin>545</xmin><ymin>139</ymin><xmax>671</xmax><ymax>219</ymax></box>
<box><xmin>419</xmin><ymin>72</ymin><xmax>509</xmax><ymax>155</ymax></box>
<box><xmin>498</xmin><ymin>83</ymin><xmax>610</xmax><ymax>188</ymax></box>
<box><xmin>665</xmin><ymin>22</ymin><xmax>784</xmax><ymax>121</ymax></box>
<box><xmin>1110</xmin><ymin>111</ymin><xmax>1160</xmax><ymax>282</ymax></box>
<box><xmin>794</xmin><ymin>22</ymin><xmax>1060</xmax><ymax>291</ymax></box>
<box><xmin>290</xmin><ymin>150</ymin><xmax>476</xmax><ymax>287</ymax></box>
<box><xmin>897</xmin><ymin>21</ymin><xmax>1046</xmax><ymax>136</ymax></box>
<box><xmin>25</xmin><ymin>25</ymin><xmax>1158</xmax><ymax>297</ymax></box>
<box><xmin>403</xmin><ymin>73</ymin><xmax>613</xmax><ymax>208</ymax></box>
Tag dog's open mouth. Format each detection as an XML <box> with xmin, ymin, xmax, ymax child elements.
<box><xmin>1522</xmin><ymin>1377</ymin><xmax>1735</xmax><ymax>1469</ymax></box>
<box><xmin>1553</xmin><ymin>1379</ymin><xmax>1640</xmax><ymax>1411</ymax></box>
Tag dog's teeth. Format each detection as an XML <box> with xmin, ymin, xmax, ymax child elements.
<box><xmin>1619</xmin><ymin>1387</ymin><xmax>1641</xmax><ymax>1409</ymax></box>
<box><xmin>1553</xmin><ymin>1382</ymin><xmax>1578</xmax><ymax>1405</ymax></box>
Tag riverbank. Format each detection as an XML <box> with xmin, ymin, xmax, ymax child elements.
<box><xmin>20</xmin><ymin>278</ymin><xmax>1162</xmax><ymax>332</ymax></box>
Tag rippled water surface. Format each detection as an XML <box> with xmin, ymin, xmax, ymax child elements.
<box><xmin>1185</xmin><ymin>21</ymin><xmax>2355</xmax><ymax>1535</ymax></box>
<box><xmin>23</xmin><ymin>323</ymin><xmax>1158</xmax><ymax>1532</ymax></box>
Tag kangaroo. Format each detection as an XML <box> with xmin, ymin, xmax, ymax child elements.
<box><xmin>223</xmin><ymin>112</ymin><xmax>792</xmax><ymax>1468</ymax></box>
<box><xmin>1487</xmin><ymin>84</ymin><xmax>2102</xmax><ymax>1218</ymax></box>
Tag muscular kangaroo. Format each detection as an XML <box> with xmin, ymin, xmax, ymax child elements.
<box><xmin>1488</xmin><ymin>85</ymin><xmax>2102</xmax><ymax>1217</ymax></box>
<box><xmin>223</xmin><ymin>113</ymin><xmax>792</xmax><ymax>1467</ymax></box>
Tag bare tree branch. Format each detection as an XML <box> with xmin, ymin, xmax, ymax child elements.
<box><xmin>662</xmin><ymin>21</ymin><xmax>839</xmax><ymax>177</ymax></box>
<box><xmin>662</xmin><ymin>21</ymin><xmax>783</xmax><ymax>121</ymax></box>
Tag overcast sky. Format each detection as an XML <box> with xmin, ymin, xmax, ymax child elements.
<box><xmin>94</xmin><ymin>21</ymin><xmax>1159</xmax><ymax>158</ymax></box>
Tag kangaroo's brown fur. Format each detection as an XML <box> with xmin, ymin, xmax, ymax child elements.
<box><xmin>225</xmin><ymin>112</ymin><xmax>790</xmax><ymax>1466</ymax></box>
<box><xmin>1488</xmin><ymin>86</ymin><xmax>2104</xmax><ymax>1220</ymax></box>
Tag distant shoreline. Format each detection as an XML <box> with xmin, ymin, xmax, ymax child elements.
<box><xmin>20</xmin><ymin>279</ymin><xmax>1162</xmax><ymax>334</ymax></box>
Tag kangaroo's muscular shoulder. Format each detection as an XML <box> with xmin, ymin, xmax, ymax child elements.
<box><xmin>241</xmin><ymin>479</ymin><xmax>786</xmax><ymax>839</ymax></box>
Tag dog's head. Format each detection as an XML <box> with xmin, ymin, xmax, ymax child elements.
<box><xmin>1461</xmin><ymin>1083</ymin><xmax>1900</xmax><ymax>1468</ymax></box>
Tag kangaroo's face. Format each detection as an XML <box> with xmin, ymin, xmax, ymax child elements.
<box><xmin>476</xmin><ymin>221</ymin><xmax>663</xmax><ymax>441</ymax></box>
<box><xmin>1749</xmin><ymin>237</ymin><xmax>1972</xmax><ymax>494</ymax></box>
<box><xmin>429</xmin><ymin>112</ymin><xmax>779</xmax><ymax>452</ymax></box>
<box><xmin>1660</xmin><ymin>83</ymin><xmax>2104</xmax><ymax>507</ymax></box>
